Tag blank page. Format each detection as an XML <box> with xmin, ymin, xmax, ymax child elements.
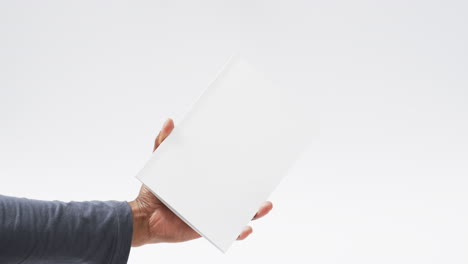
<box><xmin>136</xmin><ymin>56</ymin><xmax>312</xmax><ymax>252</ymax></box>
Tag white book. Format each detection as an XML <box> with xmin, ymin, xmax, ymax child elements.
<box><xmin>136</xmin><ymin>56</ymin><xmax>312</xmax><ymax>253</ymax></box>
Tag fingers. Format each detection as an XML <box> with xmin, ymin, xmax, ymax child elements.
<box><xmin>252</xmin><ymin>201</ymin><xmax>273</xmax><ymax>220</ymax></box>
<box><xmin>236</xmin><ymin>201</ymin><xmax>273</xmax><ymax>241</ymax></box>
<box><xmin>153</xmin><ymin>118</ymin><xmax>175</xmax><ymax>151</ymax></box>
<box><xmin>237</xmin><ymin>226</ymin><xmax>253</xmax><ymax>240</ymax></box>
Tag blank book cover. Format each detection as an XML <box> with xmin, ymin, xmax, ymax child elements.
<box><xmin>136</xmin><ymin>56</ymin><xmax>312</xmax><ymax>252</ymax></box>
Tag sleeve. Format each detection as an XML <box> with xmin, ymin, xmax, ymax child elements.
<box><xmin>0</xmin><ymin>194</ymin><xmax>133</xmax><ymax>264</ymax></box>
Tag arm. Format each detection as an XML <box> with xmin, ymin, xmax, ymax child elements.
<box><xmin>0</xmin><ymin>195</ymin><xmax>132</xmax><ymax>264</ymax></box>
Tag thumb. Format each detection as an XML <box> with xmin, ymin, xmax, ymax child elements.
<box><xmin>153</xmin><ymin>118</ymin><xmax>175</xmax><ymax>151</ymax></box>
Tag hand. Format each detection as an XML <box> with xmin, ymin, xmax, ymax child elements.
<box><xmin>129</xmin><ymin>118</ymin><xmax>274</xmax><ymax>247</ymax></box>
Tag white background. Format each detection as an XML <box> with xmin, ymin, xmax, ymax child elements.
<box><xmin>1</xmin><ymin>1</ymin><xmax>467</xmax><ymax>263</ymax></box>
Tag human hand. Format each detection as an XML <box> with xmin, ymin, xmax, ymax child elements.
<box><xmin>129</xmin><ymin>118</ymin><xmax>273</xmax><ymax>247</ymax></box>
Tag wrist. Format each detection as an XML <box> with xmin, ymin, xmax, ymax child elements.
<box><xmin>128</xmin><ymin>200</ymin><xmax>150</xmax><ymax>247</ymax></box>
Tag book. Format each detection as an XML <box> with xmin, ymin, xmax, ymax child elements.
<box><xmin>136</xmin><ymin>56</ymin><xmax>312</xmax><ymax>252</ymax></box>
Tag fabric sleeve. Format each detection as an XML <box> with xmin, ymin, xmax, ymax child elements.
<box><xmin>0</xmin><ymin>194</ymin><xmax>133</xmax><ymax>264</ymax></box>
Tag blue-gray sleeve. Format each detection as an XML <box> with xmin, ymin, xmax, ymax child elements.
<box><xmin>0</xmin><ymin>195</ymin><xmax>133</xmax><ymax>264</ymax></box>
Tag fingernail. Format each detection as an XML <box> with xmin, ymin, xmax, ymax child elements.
<box><xmin>162</xmin><ymin>118</ymin><xmax>170</xmax><ymax>128</ymax></box>
<box><xmin>264</xmin><ymin>201</ymin><xmax>272</xmax><ymax>208</ymax></box>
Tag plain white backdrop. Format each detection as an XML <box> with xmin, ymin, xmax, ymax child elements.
<box><xmin>1</xmin><ymin>1</ymin><xmax>467</xmax><ymax>263</ymax></box>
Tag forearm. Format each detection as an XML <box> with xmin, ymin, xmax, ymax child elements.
<box><xmin>0</xmin><ymin>195</ymin><xmax>133</xmax><ymax>264</ymax></box>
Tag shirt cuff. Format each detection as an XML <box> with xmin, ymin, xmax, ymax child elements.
<box><xmin>111</xmin><ymin>201</ymin><xmax>133</xmax><ymax>264</ymax></box>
